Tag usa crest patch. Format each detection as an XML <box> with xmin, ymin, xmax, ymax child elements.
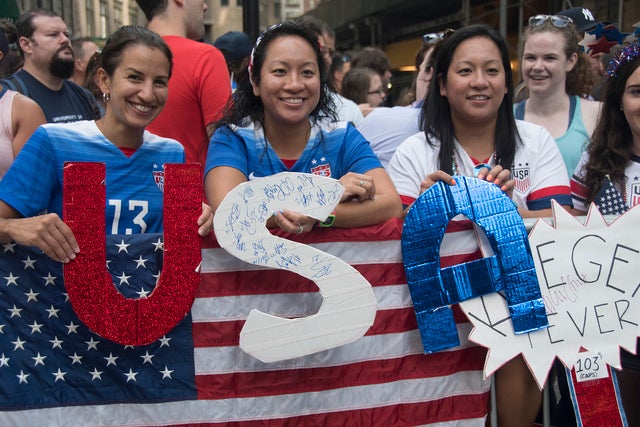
<box><xmin>512</xmin><ymin>166</ymin><xmax>530</xmax><ymax>193</ymax></box>
<box><xmin>153</xmin><ymin>169</ymin><xmax>165</xmax><ymax>192</ymax></box>
<box><xmin>311</xmin><ymin>163</ymin><xmax>332</xmax><ymax>177</ymax></box>
<box><xmin>631</xmin><ymin>183</ymin><xmax>640</xmax><ymax>207</ymax></box>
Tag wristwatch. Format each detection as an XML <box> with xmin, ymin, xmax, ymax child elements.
<box><xmin>318</xmin><ymin>211</ymin><xmax>336</xmax><ymax>227</ymax></box>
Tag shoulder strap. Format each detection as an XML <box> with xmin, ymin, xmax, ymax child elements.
<box><xmin>514</xmin><ymin>100</ymin><xmax>525</xmax><ymax>120</ymax></box>
<box><xmin>0</xmin><ymin>73</ymin><xmax>29</xmax><ymax>97</ymax></box>
<box><xmin>568</xmin><ymin>95</ymin><xmax>577</xmax><ymax>126</ymax></box>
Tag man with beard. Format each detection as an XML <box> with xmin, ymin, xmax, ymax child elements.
<box><xmin>0</xmin><ymin>9</ymin><xmax>100</xmax><ymax>123</ymax></box>
<box><xmin>135</xmin><ymin>0</ymin><xmax>230</xmax><ymax>168</ymax></box>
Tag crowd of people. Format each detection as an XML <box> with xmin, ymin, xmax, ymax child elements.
<box><xmin>0</xmin><ymin>2</ymin><xmax>639</xmax><ymax>426</ymax></box>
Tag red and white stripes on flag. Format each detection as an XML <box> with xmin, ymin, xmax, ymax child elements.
<box><xmin>191</xmin><ymin>219</ymin><xmax>490</xmax><ymax>426</ymax></box>
<box><xmin>3</xmin><ymin>219</ymin><xmax>490</xmax><ymax>426</ymax></box>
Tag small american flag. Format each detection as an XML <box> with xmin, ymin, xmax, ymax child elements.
<box><xmin>594</xmin><ymin>176</ymin><xmax>629</xmax><ymax>215</ymax></box>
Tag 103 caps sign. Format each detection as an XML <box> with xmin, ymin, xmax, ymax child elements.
<box><xmin>461</xmin><ymin>201</ymin><xmax>640</xmax><ymax>388</ymax></box>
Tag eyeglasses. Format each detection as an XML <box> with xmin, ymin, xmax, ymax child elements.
<box><xmin>321</xmin><ymin>47</ymin><xmax>335</xmax><ymax>57</ymax></box>
<box><xmin>340</xmin><ymin>55</ymin><xmax>350</xmax><ymax>63</ymax></box>
<box><xmin>422</xmin><ymin>29</ymin><xmax>454</xmax><ymax>45</ymax></box>
<box><xmin>367</xmin><ymin>87</ymin><xmax>386</xmax><ymax>96</ymax></box>
<box><xmin>528</xmin><ymin>14</ymin><xmax>573</xmax><ymax>28</ymax></box>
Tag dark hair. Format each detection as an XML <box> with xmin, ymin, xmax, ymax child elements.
<box><xmin>421</xmin><ymin>24</ymin><xmax>518</xmax><ymax>174</ymax></box>
<box><xmin>15</xmin><ymin>8</ymin><xmax>61</xmax><ymax>58</ymax></box>
<box><xmin>99</xmin><ymin>25</ymin><xmax>172</xmax><ymax>78</ymax></box>
<box><xmin>341</xmin><ymin>67</ymin><xmax>377</xmax><ymax>104</ymax></box>
<box><xmin>134</xmin><ymin>0</ymin><xmax>168</xmax><ymax>22</ymax></box>
<box><xmin>83</xmin><ymin>51</ymin><xmax>103</xmax><ymax>102</ymax></box>
<box><xmin>0</xmin><ymin>20</ymin><xmax>21</xmax><ymax>76</ymax></box>
<box><xmin>521</xmin><ymin>20</ymin><xmax>595</xmax><ymax>97</ymax></box>
<box><xmin>296</xmin><ymin>15</ymin><xmax>334</xmax><ymax>41</ymax></box>
<box><xmin>351</xmin><ymin>47</ymin><xmax>390</xmax><ymax>79</ymax></box>
<box><xmin>217</xmin><ymin>21</ymin><xmax>336</xmax><ymax>128</ymax></box>
<box><xmin>328</xmin><ymin>51</ymin><xmax>349</xmax><ymax>91</ymax></box>
<box><xmin>71</xmin><ymin>36</ymin><xmax>96</xmax><ymax>59</ymax></box>
<box><xmin>582</xmin><ymin>55</ymin><xmax>640</xmax><ymax>203</ymax></box>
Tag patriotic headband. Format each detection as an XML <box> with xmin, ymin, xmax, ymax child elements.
<box><xmin>248</xmin><ymin>23</ymin><xmax>284</xmax><ymax>78</ymax></box>
<box><xmin>607</xmin><ymin>40</ymin><xmax>640</xmax><ymax>78</ymax></box>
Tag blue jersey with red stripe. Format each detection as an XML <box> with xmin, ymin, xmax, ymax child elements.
<box><xmin>0</xmin><ymin>120</ymin><xmax>185</xmax><ymax>234</ymax></box>
<box><xmin>205</xmin><ymin>120</ymin><xmax>381</xmax><ymax>181</ymax></box>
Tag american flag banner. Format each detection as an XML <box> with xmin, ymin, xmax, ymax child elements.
<box><xmin>0</xmin><ymin>220</ymin><xmax>490</xmax><ymax>426</ymax></box>
<box><xmin>0</xmin><ymin>234</ymin><xmax>196</xmax><ymax>411</ymax></box>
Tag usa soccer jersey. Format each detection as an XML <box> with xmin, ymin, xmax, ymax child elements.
<box><xmin>0</xmin><ymin>120</ymin><xmax>184</xmax><ymax>234</ymax></box>
<box><xmin>205</xmin><ymin>120</ymin><xmax>381</xmax><ymax>180</ymax></box>
<box><xmin>388</xmin><ymin>119</ymin><xmax>572</xmax><ymax>267</ymax></box>
<box><xmin>571</xmin><ymin>151</ymin><xmax>640</xmax><ymax>212</ymax></box>
<box><xmin>388</xmin><ymin>120</ymin><xmax>572</xmax><ymax>210</ymax></box>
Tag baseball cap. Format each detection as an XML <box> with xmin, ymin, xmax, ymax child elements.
<box><xmin>557</xmin><ymin>7</ymin><xmax>597</xmax><ymax>32</ymax></box>
<box><xmin>213</xmin><ymin>31</ymin><xmax>253</xmax><ymax>61</ymax></box>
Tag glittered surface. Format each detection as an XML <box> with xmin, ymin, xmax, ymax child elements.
<box><xmin>570</xmin><ymin>365</ymin><xmax>624</xmax><ymax>427</ymax></box>
<box><xmin>402</xmin><ymin>176</ymin><xmax>547</xmax><ymax>353</ymax></box>
<box><xmin>63</xmin><ymin>162</ymin><xmax>201</xmax><ymax>346</ymax></box>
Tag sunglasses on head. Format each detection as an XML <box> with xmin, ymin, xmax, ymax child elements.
<box><xmin>528</xmin><ymin>14</ymin><xmax>573</xmax><ymax>28</ymax></box>
<box><xmin>422</xmin><ymin>28</ymin><xmax>454</xmax><ymax>45</ymax></box>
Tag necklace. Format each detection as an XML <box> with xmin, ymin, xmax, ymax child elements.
<box><xmin>451</xmin><ymin>151</ymin><xmax>495</xmax><ymax>177</ymax></box>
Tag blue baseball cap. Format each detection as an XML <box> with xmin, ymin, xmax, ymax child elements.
<box><xmin>213</xmin><ymin>31</ymin><xmax>253</xmax><ymax>61</ymax></box>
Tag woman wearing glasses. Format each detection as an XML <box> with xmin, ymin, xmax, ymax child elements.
<box><xmin>388</xmin><ymin>24</ymin><xmax>573</xmax><ymax>426</ymax></box>
<box><xmin>515</xmin><ymin>14</ymin><xmax>601</xmax><ymax>177</ymax></box>
<box><xmin>341</xmin><ymin>67</ymin><xmax>387</xmax><ymax>116</ymax></box>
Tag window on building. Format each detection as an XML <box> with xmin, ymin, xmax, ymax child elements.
<box><xmin>86</xmin><ymin>0</ymin><xmax>95</xmax><ymax>37</ymax></box>
<box><xmin>99</xmin><ymin>0</ymin><xmax>109</xmax><ymax>38</ymax></box>
<box><xmin>114</xmin><ymin>0</ymin><xmax>123</xmax><ymax>27</ymax></box>
<box><xmin>221</xmin><ymin>0</ymin><xmax>229</xmax><ymax>6</ymax></box>
<box><xmin>273</xmin><ymin>2</ymin><xmax>281</xmax><ymax>19</ymax></box>
<box><xmin>52</xmin><ymin>0</ymin><xmax>62</xmax><ymax>16</ymax></box>
<box><xmin>129</xmin><ymin>2</ymin><xmax>139</xmax><ymax>25</ymax></box>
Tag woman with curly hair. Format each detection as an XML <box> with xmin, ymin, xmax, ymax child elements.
<box><xmin>205</xmin><ymin>21</ymin><xmax>402</xmax><ymax>232</ymax></box>
<box><xmin>571</xmin><ymin>41</ymin><xmax>640</xmax><ymax>210</ymax></box>
<box><xmin>515</xmin><ymin>14</ymin><xmax>601</xmax><ymax>176</ymax></box>
<box><xmin>571</xmin><ymin>39</ymin><xmax>640</xmax><ymax>426</ymax></box>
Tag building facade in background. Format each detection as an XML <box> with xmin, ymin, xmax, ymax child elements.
<box><xmin>11</xmin><ymin>0</ymin><xmax>317</xmax><ymax>43</ymax></box>
<box><xmin>10</xmin><ymin>0</ymin><xmax>639</xmax><ymax>102</ymax></box>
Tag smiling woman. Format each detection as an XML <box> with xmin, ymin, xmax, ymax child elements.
<box><xmin>0</xmin><ymin>25</ymin><xmax>213</xmax><ymax>262</ymax></box>
<box><xmin>515</xmin><ymin>16</ymin><xmax>601</xmax><ymax>176</ymax></box>
<box><xmin>205</xmin><ymin>21</ymin><xmax>402</xmax><ymax>233</ymax></box>
<box><xmin>387</xmin><ymin>24</ymin><xmax>574</xmax><ymax>426</ymax></box>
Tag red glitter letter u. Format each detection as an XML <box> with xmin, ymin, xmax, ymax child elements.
<box><xmin>63</xmin><ymin>162</ymin><xmax>201</xmax><ymax>346</ymax></box>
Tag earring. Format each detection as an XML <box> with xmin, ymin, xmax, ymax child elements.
<box><xmin>102</xmin><ymin>92</ymin><xmax>110</xmax><ymax>103</ymax></box>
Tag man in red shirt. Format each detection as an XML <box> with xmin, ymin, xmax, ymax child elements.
<box><xmin>136</xmin><ymin>0</ymin><xmax>231</xmax><ymax>168</ymax></box>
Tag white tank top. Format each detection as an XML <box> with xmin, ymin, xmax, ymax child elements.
<box><xmin>0</xmin><ymin>87</ymin><xmax>17</xmax><ymax>180</ymax></box>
